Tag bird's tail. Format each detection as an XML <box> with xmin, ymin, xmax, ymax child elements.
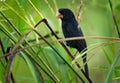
<box><xmin>82</xmin><ymin>53</ymin><xmax>89</xmax><ymax>77</ymax></box>
<box><xmin>76</xmin><ymin>38</ymin><xmax>89</xmax><ymax>76</ymax></box>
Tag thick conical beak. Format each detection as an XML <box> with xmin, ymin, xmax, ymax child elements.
<box><xmin>56</xmin><ymin>12</ymin><xmax>63</xmax><ymax>19</ymax></box>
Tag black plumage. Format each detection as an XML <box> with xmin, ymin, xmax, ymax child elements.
<box><xmin>56</xmin><ymin>8</ymin><xmax>89</xmax><ymax>76</ymax></box>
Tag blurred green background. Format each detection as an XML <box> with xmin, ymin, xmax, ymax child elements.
<box><xmin>0</xmin><ymin>0</ymin><xmax>120</xmax><ymax>83</ymax></box>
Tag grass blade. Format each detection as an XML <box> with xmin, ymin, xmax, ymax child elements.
<box><xmin>105</xmin><ymin>49</ymin><xmax>120</xmax><ymax>83</ymax></box>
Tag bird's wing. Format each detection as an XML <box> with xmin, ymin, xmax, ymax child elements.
<box><xmin>66</xmin><ymin>23</ymin><xmax>80</xmax><ymax>37</ymax></box>
<box><xmin>66</xmin><ymin>23</ymin><xmax>87</xmax><ymax>51</ymax></box>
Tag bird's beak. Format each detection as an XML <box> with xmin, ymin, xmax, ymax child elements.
<box><xmin>56</xmin><ymin>12</ymin><xmax>63</xmax><ymax>19</ymax></box>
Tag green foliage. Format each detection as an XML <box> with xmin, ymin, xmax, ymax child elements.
<box><xmin>0</xmin><ymin>0</ymin><xmax>120</xmax><ymax>83</ymax></box>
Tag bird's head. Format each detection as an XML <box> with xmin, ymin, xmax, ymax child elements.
<box><xmin>56</xmin><ymin>8</ymin><xmax>75</xmax><ymax>21</ymax></box>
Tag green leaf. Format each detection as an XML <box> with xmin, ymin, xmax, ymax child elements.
<box><xmin>20</xmin><ymin>52</ymin><xmax>41</xmax><ymax>83</ymax></box>
<box><xmin>103</xmin><ymin>48</ymin><xmax>113</xmax><ymax>64</ymax></box>
<box><xmin>105</xmin><ymin>49</ymin><xmax>120</xmax><ymax>83</ymax></box>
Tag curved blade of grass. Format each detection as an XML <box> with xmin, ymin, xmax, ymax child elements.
<box><xmin>73</xmin><ymin>41</ymin><xmax>120</xmax><ymax>62</ymax></box>
<box><xmin>103</xmin><ymin>48</ymin><xmax>112</xmax><ymax>64</ymax></box>
<box><xmin>105</xmin><ymin>49</ymin><xmax>120</xmax><ymax>83</ymax></box>
<box><xmin>20</xmin><ymin>52</ymin><xmax>41</xmax><ymax>83</ymax></box>
<box><xmin>72</xmin><ymin>41</ymin><xmax>120</xmax><ymax>72</ymax></box>
<box><xmin>73</xmin><ymin>42</ymin><xmax>105</xmax><ymax>62</ymax></box>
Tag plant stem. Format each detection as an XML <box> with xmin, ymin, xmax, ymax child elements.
<box><xmin>108</xmin><ymin>0</ymin><xmax>120</xmax><ymax>38</ymax></box>
<box><xmin>0</xmin><ymin>39</ymin><xmax>15</xmax><ymax>83</ymax></box>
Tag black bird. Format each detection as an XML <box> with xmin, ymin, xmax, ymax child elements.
<box><xmin>56</xmin><ymin>8</ymin><xmax>89</xmax><ymax>76</ymax></box>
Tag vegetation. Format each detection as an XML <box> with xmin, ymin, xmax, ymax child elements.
<box><xmin>0</xmin><ymin>0</ymin><xmax>120</xmax><ymax>83</ymax></box>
